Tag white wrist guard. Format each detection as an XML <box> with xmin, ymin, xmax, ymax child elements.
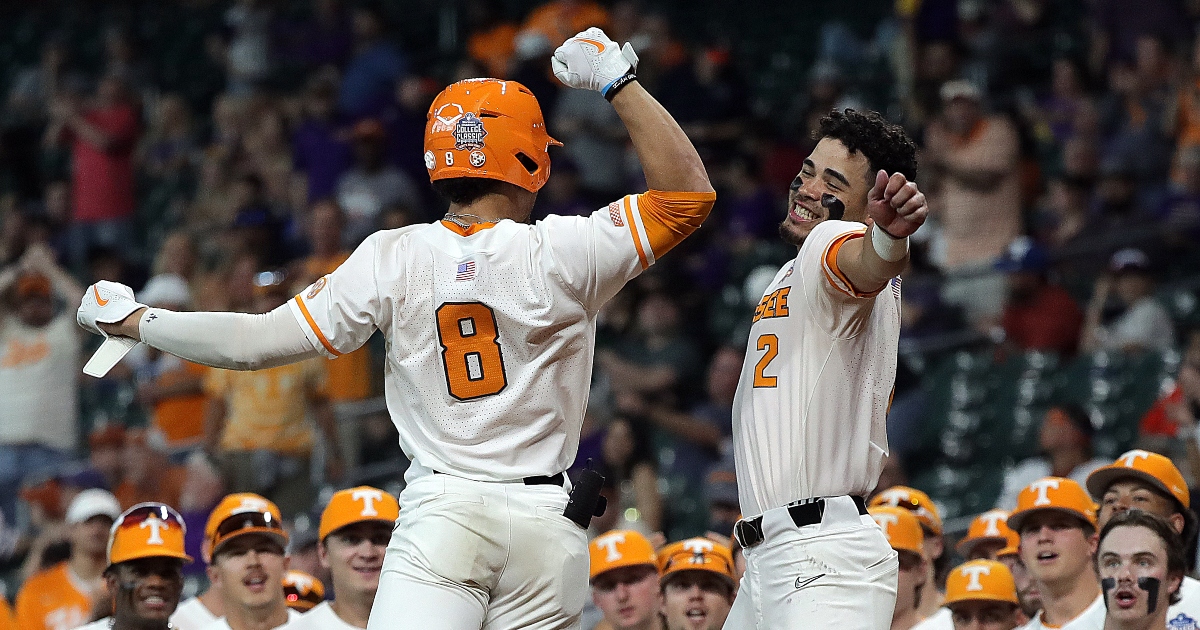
<box><xmin>871</xmin><ymin>225</ymin><xmax>909</xmax><ymax>262</ymax></box>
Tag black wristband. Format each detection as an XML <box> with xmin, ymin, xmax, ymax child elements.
<box><xmin>603</xmin><ymin>73</ymin><xmax>637</xmax><ymax>101</ymax></box>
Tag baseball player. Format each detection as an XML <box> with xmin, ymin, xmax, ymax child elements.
<box><xmin>1085</xmin><ymin>448</ymin><xmax>1200</xmax><ymax>628</ymax></box>
<box><xmin>1006</xmin><ymin>477</ymin><xmax>1102</xmax><ymax>629</ymax></box>
<box><xmin>281</xmin><ymin>571</ymin><xmax>324</xmax><ymax>613</ymax></box>
<box><xmin>657</xmin><ymin>538</ymin><xmax>736</xmax><ymax>630</ymax></box>
<box><xmin>725</xmin><ymin>108</ymin><xmax>926</xmax><ymax>630</ymax></box>
<box><xmin>1096</xmin><ymin>510</ymin><xmax>1186</xmax><ymax>630</ymax></box>
<box><xmin>198</xmin><ymin>493</ymin><xmax>299</xmax><ymax>630</ymax></box>
<box><xmin>72</xmin><ymin>503</ymin><xmax>193</xmax><ymax>630</ymax></box>
<box><xmin>940</xmin><ymin>560</ymin><xmax>1021</xmax><ymax>630</ymax></box>
<box><xmin>287</xmin><ymin>486</ymin><xmax>399</xmax><ymax>630</ymax></box>
<box><xmin>996</xmin><ymin>537</ymin><xmax>1037</xmax><ymax>626</ymax></box>
<box><xmin>957</xmin><ymin>510</ymin><xmax>1018</xmax><ymax>562</ymax></box>
<box><xmin>871</xmin><ymin>486</ymin><xmax>947</xmax><ymax>618</ymax></box>
<box><xmin>77</xmin><ymin>26</ymin><xmax>714</xmax><ymax>629</ymax></box>
<box><xmin>587</xmin><ymin>530</ymin><xmax>660</xmax><ymax>630</ymax></box>
<box><xmin>869</xmin><ymin>506</ymin><xmax>927</xmax><ymax>630</ymax></box>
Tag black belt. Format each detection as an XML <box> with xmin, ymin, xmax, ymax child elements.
<box><xmin>433</xmin><ymin>471</ymin><xmax>565</xmax><ymax>486</ymax></box>
<box><xmin>734</xmin><ymin>496</ymin><xmax>868</xmax><ymax>549</ymax></box>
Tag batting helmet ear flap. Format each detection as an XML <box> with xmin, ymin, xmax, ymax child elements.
<box><xmin>425</xmin><ymin>79</ymin><xmax>560</xmax><ymax>193</ymax></box>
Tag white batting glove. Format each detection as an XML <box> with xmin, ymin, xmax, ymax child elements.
<box><xmin>552</xmin><ymin>27</ymin><xmax>639</xmax><ymax>97</ymax></box>
<box><xmin>78</xmin><ymin>280</ymin><xmax>145</xmax><ymax>337</ymax></box>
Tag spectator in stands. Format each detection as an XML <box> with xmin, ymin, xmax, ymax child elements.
<box><xmin>15</xmin><ymin>489</ymin><xmax>121</xmax><ymax>630</ymax></box>
<box><xmin>956</xmin><ymin>509</ymin><xmax>1019</xmax><ymax>562</ymax></box>
<box><xmin>1086</xmin><ymin>449</ymin><xmax>1200</xmax><ymax>620</ymax></box>
<box><xmin>595</xmin><ymin>416</ymin><xmax>662</xmax><ymax>535</ymax></box>
<box><xmin>600</xmin><ymin>292</ymin><xmax>702</xmax><ymax>407</ymax></box>
<box><xmin>85</xmin><ymin>424</ymin><xmax>126</xmax><ymax>491</ymax></box>
<box><xmin>293</xmin><ymin>77</ymin><xmax>353</xmax><ymax>203</ymax></box>
<box><xmin>552</xmin><ymin>82</ymin><xmax>629</xmax><ymax>204</ymax></box>
<box><xmin>704</xmin><ymin>451</ymin><xmax>740</xmax><ymax>542</ymax></box>
<box><xmin>282</xmin><ymin>0</ymin><xmax>353</xmax><ymax>70</ymax></box>
<box><xmin>934</xmin><ymin>560</ymin><xmax>1022</xmax><ymax>630</ymax></box>
<box><xmin>1139</xmin><ymin>329</ymin><xmax>1200</xmax><ymax>472</ymax></box>
<box><xmin>867</xmin><ymin>506</ymin><xmax>926</xmax><ymax>630</ymax></box>
<box><xmin>1097</xmin><ymin>57</ymin><xmax>1173</xmax><ymax>189</ymax></box>
<box><xmin>1080</xmin><ymin>248</ymin><xmax>1175</xmax><ymax>353</ymax></box>
<box><xmin>339</xmin><ymin>3</ymin><xmax>407</xmax><ymax>119</ymax></box>
<box><xmin>202</xmin><ymin>271</ymin><xmax>343</xmax><ymax>518</ymax></box>
<box><xmin>657</xmin><ymin>538</ymin><xmax>735</xmax><ymax>630</ymax></box>
<box><xmin>114</xmin><ymin>429</ymin><xmax>189</xmax><ymax>510</ymax></box>
<box><xmin>994</xmin><ymin>236</ymin><xmax>1084</xmax><ymax>357</ymax></box>
<box><xmin>529</xmin><ymin>159</ymin><xmax>592</xmax><ymax>220</ymax></box>
<box><xmin>0</xmin><ymin>244</ymin><xmax>84</xmax><ymax>525</ymax></box>
<box><xmin>135</xmin><ymin>273</ymin><xmax>207</xmax><ymax>451</ymax></box>
<box><xmin>221</xmin><ymin>0</ymin><xmax>273</xmax><ymax>94</ymax></box>
<box><xmin>335</xmin><ymin>119</ymin><xmax>418</xmax><ymax>246</ymax></box>
<box><xmin>923</xmin><ymin>80</ymin><xmax>1021</xmax><ymax>321</ymax></box>
<box><xmin>16</xmin><ymin>475</ymin><xmax>71</xmax><ymax>584</ymax></box>
<box><xmin>998</xmin><ymin>404</ymin><xmax>1108</xmax><ymax>510</ymax></box>
<box><xmin>519</xmin><ymin>0</ymin><xmax>609</xmax><ymax>51</ymax></box>
<box><xmin>200</xmin><ymin>493</ymin><xmax>298</xmax><ymax>630</ymax></box>
<box><xmin>7</xmin><ymin>37</ymin><xmax>68</xmax><ymax>127</ymax></box>
<box><xmin>871</xmin><ymin>487</ymin><xmax>946</xmax><ymax>619</ymax></box>
<box><xmin>45</xmin><ymin>74</ymin><xmax>140</xmax><ymax>272</ymax></box>
<box><xmin>280</xmin><ymin>570</ymin><xmax>324</xmax><ymax>613</ymax></box>
<box><xmin>170</xmin><ymin>456</ymin><xmax>227</xmax><ymax>627</ymax></box>
<box><xmin>586</xmin><ymin>530</ymin><xmax>661</xmax><ymax>630</ymax></box>
<box><xmin>1096</xmin><ymin>510</ymin><xmax>1186</xmax><ymax>630</ymax></box>
<box><xmin>465</xmin><ymin>0</ymin><xmax>518</xmax><ymax>78</ymax></box>
<box><xmin>1007</xmin><ymin>478</ymin><xmax>1103</xmax><ymax>628</ymax></box>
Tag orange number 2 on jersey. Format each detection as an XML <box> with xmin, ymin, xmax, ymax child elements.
<box><xmin>435</xmin><ymin>302</ymin><xmax>508</xmax><ymax>400</ymax></box>
<box><xmin>753</xmin><ymin>334</ymin><xmax>778</xmax><ymax>388</ymax></box>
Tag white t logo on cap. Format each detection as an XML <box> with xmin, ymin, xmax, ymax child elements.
<box><xmin>141</xmin><ymin>518</ymin><xmax>167</xmax><ymax>545</ymax></box>
<box><xmin>595</xmin><ymin>532</ymin><xmax>626</xmax><ymax>562</ymax></box>
<box><xmin>289</xmin><ymin>572</ymin><xmax>313</xmax><ymax>593</ymax></box>
<box><xmin>234</xmin><ymin>497</ymin><xmax>270</xmax><ymax>514</ymax></box>
<box><xmin>872</xmin><ymin>512</ymin><xmax>898</xmax><ymax>536</ymax></box>
<box><xmin>878</xmin><ymin>488</ymin><xmax>910</xmax><ymax>505</ymax></box>
<box><xmin>1029</xmin><ymin>479</ymin><xmax>1060</xmax><ymax>506</ymax></box>
<box><xmin>961</xmin><ymin>564</ymin><xmax>991</xmax><ymax>591</ymax></box>
<box><xmin>683</xmin><ymin>539</ymin><xmax>713</xmax><ymax>564</ymax></box>
<box><xmin>1118</xmin><ymin>450</ymin><xmax>1151</xmax><ymax>468</ymax></box>
<box><xmin>351</xmin><ymin>489</ymin><xmax>384</xmax><ymax>516</ymax></box>
<box><xmin>980</xmin><ymin>511</ymin><xmax>1006</xmax><ymax>537</ymax></box>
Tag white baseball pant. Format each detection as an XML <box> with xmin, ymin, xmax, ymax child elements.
<box><xmin>723</xmin><ymin>496</ymin><xmax>898</xmax><ymax>630</ymax></box>
<box><xmin>367</xmin><ymin>462</ymin><xmax>589</xmax><ymax>630</ymax></box>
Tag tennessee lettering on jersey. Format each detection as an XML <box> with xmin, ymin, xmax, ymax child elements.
<box><xmin>732</xmin><ymin>220</ymin><xmax>902</xmax><ymax>517</ymax></box>
<box><xmin>14</xmin><ymin>563</ymin><xmax>93</xmax><ymax>630</ymax></box>
<box><xmin>287</xmin><ymin>191</ymin><xmax>714</xmax><ymax>481</ymax></box>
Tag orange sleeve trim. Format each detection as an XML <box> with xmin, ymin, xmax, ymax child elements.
<box><xmin>822</xmin><ymin>231</ymin><xmax>884</xmax><ymax>299</ymax></box>
<box><xmin>293</xmin><ymin>296</ymin><xmax>342</xmax><ymax>357</ymax></box>
<box><xmin>623</xmin><ymin>197</ymin><xmax>650</xmax><ymax>270</ymax></box>
<box><xmin>636</xmin><ymin>189</ymin><xmax>716</xmax><ymax>257</ymax></box>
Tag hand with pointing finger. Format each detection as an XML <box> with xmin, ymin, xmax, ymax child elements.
<box><xmin>866</xmin><ymin>169</ymin><xmax>928</xmax><ymax>239</ymax></box>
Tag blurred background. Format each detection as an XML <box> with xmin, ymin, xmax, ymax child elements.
<box><xmin>1</xmin><ymin>0</ymin><xmax>1199</xmax><ymax>609</ymax></box>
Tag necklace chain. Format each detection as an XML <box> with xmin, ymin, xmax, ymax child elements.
<box><xmin>443</xmin><ymin>212</ymin><xmax>494</xmax><ymax>228</ymax></box>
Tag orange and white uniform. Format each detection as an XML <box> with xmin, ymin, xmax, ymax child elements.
<box><xmin>203</xmin><ymin>360</ymin><xmax>328</xmax><ymax>455</ymax></box>
<box><xmin>725</xmin><ymin>220</ymin><xmax>901</xmax><ymax>630</ymax></box>
<box><xmin>14</xmin><ymin>563</ymin><xmax>95</xmax><ymax>630</ymax></box>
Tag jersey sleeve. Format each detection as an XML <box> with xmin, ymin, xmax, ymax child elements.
<box><xmin>288</xmin><ymin>232</ymin><xmax>385</xmax><ymax>359</ymax></box>
<box><xmin>797</xmin><ymin>220</ymin><xmax>884</xmax><ymax>336</ymax></box>
<box><xmin>543</xmin><ymin>190</ymin><xmax>715</xmax><ymax>312</ymax></box>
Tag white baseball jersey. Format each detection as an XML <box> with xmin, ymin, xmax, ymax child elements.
<box><xmin>71</xmin><ymin>619</ymin><xmax>109</xmax><ymax>630</ymax></box>
<box><xmin>1167</xmin><ymin>576</ymin><xmax>1200</xmax><ymax>629</ymax></box>
<box><xmin>290</xmin><ymin>199</ymin><xmax>651</xmax><ymax>480</ymax></box>
<box><xmin>910</xmin><ymin>608</ymin><xmax>951</xmax><ymax>630</ymax></box>
<box><xmin>732</xmin><ymin>220</ymin><xmax>901</xmax><ymax>516</ymax></box>
<box><xmin>170</xmin><ymin>597</ymin><xmax>218</xmax><ymax>630</ymax></box>
<box><xmin>199</xmin><ymin>609</ymin><xmax>302</xmax><ymax>630</ymax></box>
<box><xmin>1018</xmin><ymin>595</ymin><xmax>1104</xmax><ymax>630</ymax></box>
<box><xmin>286</xmin><ymin>602</ymin><xmax>360</xmax><ymax>630</ymax></box>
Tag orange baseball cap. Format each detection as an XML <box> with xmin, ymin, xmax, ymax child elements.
<box><xmin>657</xmin><ymin>538</ymin><xmax>736</xmax><ymax>587</ymax></box>
<box><xmin>203</xmin><ymin>493</ymin><xmax>287</xmax><ymax>562</ymax></box>
<box><xmin>869</xmin><ymin>506</ymin><xmax>924</xmax><ymax>555</ymax></box>
<box><xmin>956</xmin><ymin>509</ymin><xmax>1017</xmax><ymax>557</ymax></box>
<box><xmin>944</xmin><ymin>560</ymin><xmax>1019</xmax><ymax>606</ymax></box>
<box><xmin>870</xmin><ymin>486</ymin><xmax>943</xmax><ymax>536</ymax></box>
<box><xmin>589</xmin><ymin>530</ymin><xmax>657</xmax><ymax>580</ymax></box>
<box><xmin>282</xmin><ymin>570</ymin><xmax>325</xmax><ymax>612</ymax></box>
<box><xmin>1007</xmin><ymin>477</ymin><xmax>1097</xmax><ymax>533</ymax></box>
<box><xmin>107</xmin><ymin>503</ymin><xmax>193</xmax><ymax>567</ymax></box>
<box><xmin>1086</xmin><ymin>449</ymin><xmax>1190</xmax><ymax>510</ymax></box>
<box><xmin>318</xmin><ymin>486</ymin><xmax>399</xmax><ymax>542</ymax></box>
<box><xmin>425</xmin><ymin>78</ymin><xmax>562</xmax><ymax>193</ymax></box>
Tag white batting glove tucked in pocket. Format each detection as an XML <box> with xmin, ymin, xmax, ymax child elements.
<box><xmin>551</xmin><ymin>27</ymin><xmax>639</xmax><ymax>95</ymax></box>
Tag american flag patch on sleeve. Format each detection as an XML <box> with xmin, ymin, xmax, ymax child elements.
<box><xmin>455</xmin><ymin>260</ymin><xmax>476</xmax><ymax>281</ymax></box>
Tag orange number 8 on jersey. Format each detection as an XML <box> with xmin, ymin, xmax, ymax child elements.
<box><xmin>436</xmin><ymin>302</ymin><xmax>508</xmax><ymax>400</ymax></box>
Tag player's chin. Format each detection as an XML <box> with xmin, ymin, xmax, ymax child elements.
<box><xmin>778</xmin><ymin>216</ymin><xmax>819</xmax><ymax>247</ymax></box>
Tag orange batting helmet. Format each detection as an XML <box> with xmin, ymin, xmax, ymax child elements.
<box><xmin>424</xmin><ymin>78</ymin><xmax>561</xmax><ymax>193</ymax></box>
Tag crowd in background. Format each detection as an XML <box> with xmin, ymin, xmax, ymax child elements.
<box><xmin>2</xmin><ymin>0</ymin><xmax>1200</xmax><ymax>623</ymax></box>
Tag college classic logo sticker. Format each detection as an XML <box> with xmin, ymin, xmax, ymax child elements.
<box><xmin>454</xmin><ymin>113</ymin><xmax>487</xmax><ymax>150</ymax></box>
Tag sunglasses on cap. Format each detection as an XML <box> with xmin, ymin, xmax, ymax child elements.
<box><xmin>115</xmin><ymin>503</ymin><xmax>188</xmax><ymax>532</ymax></box>
<box><xmin>208</xmin><ymin>508</ymin><xmax>287</xmax><ymax>559</ymax></box>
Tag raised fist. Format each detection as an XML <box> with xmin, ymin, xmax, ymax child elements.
<box><xmin>551</xmin><ymin>27</ymin><xmax>639</xmax><ymax>95</ymax></box>
<box><xmin>866</xmin><ymin>170</ymin><xmax>928</xmax><ymax>239</ymax></box>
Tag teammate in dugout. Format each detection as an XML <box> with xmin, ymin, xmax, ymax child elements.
<box><xmin>77</xmin><ymin>26</ymin><xmax>715</xmax><ymax>629</ymax></box>
<box><xmin>72</xmin><ymin>502</ymin><xmax>192</xmax><ymax>630</ymax></box>
<box><xmin>1096</xmin><ymin>510</ymin><xmax>1186</xmax><ymax>630</ymax></box>
<box><xmin>587</xmin><ymin>530</ymin><xmax>662</xmax><ymax>630</ymax></box>
<box><xmin>724</xmin><ymin>108</ymin><xmax>929</xmax><ymax>630</ymax></box>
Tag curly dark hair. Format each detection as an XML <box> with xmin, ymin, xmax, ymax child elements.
<box><xmin>1097</xmin><ymin>509</ymin><xmax>1186</xmax><ymax>605</ymax></box>
<box><xmin>816</xmin><ymin>109</ymin><xmax>918</xmax><ymax>184</ymax></box>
